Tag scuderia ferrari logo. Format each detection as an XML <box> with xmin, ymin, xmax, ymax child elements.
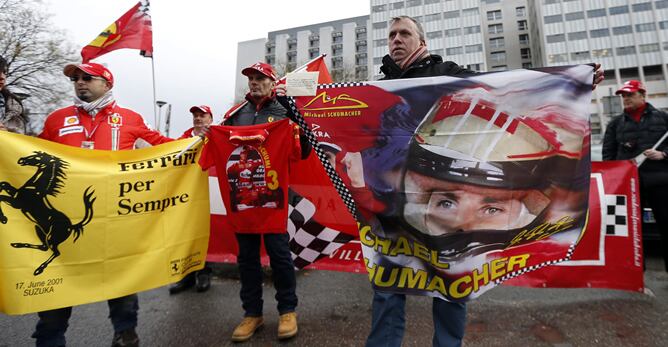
<box><xmin>115</xmin><ymin>148</ymin><xmax>198</xmax><ymax>216</ymax></box>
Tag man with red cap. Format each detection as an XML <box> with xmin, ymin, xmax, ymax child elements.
<box><xmin>603</xmin><ymin>79</ymin><xmax>668</xmax><ymax>272</ymax></box>
<box><xmin>33</xmin><ymin>62</ymin><xmax>172</xmax><ymax>347</ymax></box>
<box><xmin>223</xmin><ymin>62</ymin><xmax>299</xmax><ymax>342</ymax></box>
<box><xmin>167</xmin><ymin>105</ymin><xmax>215</xmax><ymax>294</ymax></box>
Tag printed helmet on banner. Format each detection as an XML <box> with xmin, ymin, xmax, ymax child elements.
<box><xmin>399</xmin><ymin>88</ymin><xmax>571</xmax><ymax>259</ymax></box>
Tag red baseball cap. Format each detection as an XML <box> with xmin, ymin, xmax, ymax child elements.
<box><xmin>615</xmin><ymin>80</ymin><xmax>646</xmax><ymax>95</ymax></box>
<box><xmin>242</xmin><ymin>62</ymin><xmax>277</xmax><ymax>81</ymax></box>
<box><xmin>63</xmin><ymin>63</ymin><xmax>114</xmax><ymax>87</ymax></box>
<box><xmin>189</xmin><ymin>105</ymin><xmax>213</xmax><ymax>115</ymax></box>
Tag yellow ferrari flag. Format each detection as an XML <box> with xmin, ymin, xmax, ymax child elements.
<box><xmin>0</xmin><ymin>132</ymin><xmax>209</xmax><ymax>315</ymax></box>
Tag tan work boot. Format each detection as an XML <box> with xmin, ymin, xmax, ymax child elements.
<box><xmin>231</xmin><ymin>316</ymin><xmax>264</xmax><ymax>342</ymax></box>
<box><xmin>277</xmin><ymin>312</ymin><xmax>298</xmax><ymax>340</ymax></box>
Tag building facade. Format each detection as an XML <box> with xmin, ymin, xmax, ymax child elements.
<box><xmin>236</xmin><ymin>1</ymin><xmax>668</xmax><ymax>142</ymax></box>
<box><xmin>529</xmin><ymin>0</ymin><xmax>668</xmax><ymax>143</ymax></box>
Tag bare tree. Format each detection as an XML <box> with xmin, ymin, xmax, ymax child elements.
<box><xmin>0</xmin><ymin>0</ymin><xmax>77</xmax><ymax>133</ymax></box>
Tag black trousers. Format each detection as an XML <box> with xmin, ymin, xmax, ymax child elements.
<box><xmin>643</xmin><ymin>184</ymin><xmax>668</xmax><ymax>271</ymax></box>
<box><xmin>235</xmin><ymin>233</ymin><xmax>298</xmax><ymax>316</ymax></box>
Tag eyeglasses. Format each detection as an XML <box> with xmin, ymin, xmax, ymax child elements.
<box><xmin>69</xmin><ymin>74</ymin><xmax>104</xmax><ymax>82</ymax></box>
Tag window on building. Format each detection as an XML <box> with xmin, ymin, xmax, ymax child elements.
<box><xmin>519</xmin><ymin>34</ymin><xmax>529</xmax><ymax>45</ymax></box>
<box><xmin>591</xmin><ymin>48</ymin><xmax>611</xmax><ymax>58</ymax></box>
<box><xmin>372</xmin><ymin>4</ymin><xmax>386</xmax><ymax>12</ymax></box>
<box><xmin>491</xmin><ymin>65</ymin><xmax>507</xmax><ymax>71</ymax></box>
<box><xmin>445</xmin><ymin>28</ymin><xmax>462</xmax><ymax>37</ymax></box>
<box><xmin>570</xmin><ymin>51</ymin><xmax>590</xmax><ymax>60</ymax></box>
<box><xmin>568</xmin><ymin>31</ymin><xmax>587</xmax><ymax>40</ymax></box>
<box><xmin>332</xmin><ymin>47</ymin><xmax>342</xmax><ymax>56</ymax></box>
<box><xmin>288</xmin><ymin>43</ymin><xmax>296</xmax><ymax>51</ymax></box>
<box><xmin>392</xmin><ymin>2</ymin><xmax>404</xmax><ymax>9</ymax></box>
<box><xmin>466</xmin><ymin>44</ymin><xmax>483</xmax><ymax>53</ymax></box>
<box><xmin>425</xmin><ymin>0</ymin><xmax>440</xmax><ymax>4</ymax></box>
<box><xmin>544</xmin><ymin>14</ymin><xmax>563</xmax><ymax>24</ymax></box>
<box><xmin>644</xmin><ymin>65</ymin><xmax>664</xmax><ymax>81</ymax></box>
<box><xmin>664</xmin><ymin>42</ymin><xmax>668</xmax><ymax>50</ymax></box>
<box><xmin>309</xmin><ymin>50</ymin><xmax>320</xmax><ymax>59</ymax></box>
<box><xmin>543</xmin><ymin>0</ymin><xmax>559</xmax><ymax>4</ymax></box>
<box><xmin>516</xmin><ymin>6</ymin><xmax>526</xmax><ymax>17</ymax></box>
<box><xmin>462</xmin><ymin>8</ymin><xmax>479</xmax><ymax>16</ymax></box>
<box><xmin>464</xmin><ymin>26</ymin><xmax>481</xmax><ymax>34</ymax></box>
<box><xmin>425</xmin><ymin>13</ymin><xmax>442</xmax><ymax>22</ymax></box>
<box><xmin>521</xmin><ymin>48</ymin><xmax>531</xmax><ymax>59</ymax></box>
<box><xmin>616</xmin><ymin>46</ymin><xmax>636</xmax><ymax>55</ymax></box>
<box><xmin>518</xmin><ymin>20</ymin><xmax>528</xmax><ymax>30</ymax></box>
<box><xmin>565</xmin><ymin>12</ymin><xmax>585</xmax><ymax>21</ymax></box>
<box><xmin>587</xmin><ymin>8</ymin><xmax>606</xmax><ymax>18</ymax></box>
<box><xmin>432</xmin><ymin>49</ymin><xmax>444</xmax><ymax>56</ymax></box>
<box><xmin>310</xmin><ymin>39</ymin><xmax>319</xmax><ymax>47</ymax></box>
<box><xmin>288</xmin><ymin>54</ymin><xmax>296</xmax><ymax>63</ymax></box>
<box><xmin>490</xmin><ymin>51</ymin><xmax>506</xmax><ymax>62</ymax></box>
<box><xmin>443</xmin><ymin>10</ymin><xmax>460</xmax><ymax>19</ymax></box>
<box><xmin>661</xmin><ymin>21</ymin><xmax>668</xmax><ymax>30</ymax></box>
<box><xmin>522</xmin><ymin>62</ymin><xmax>533</xmax><ymax>68</ymax></box>
<box><xmin>490</xmin><ymin>37</ymin><xmax>504</xmax><ymax>49</ymax></box>
<box><xmin>609</xmin><ymin>5</ymin><xmax>629</xmax><ymax>15</ymax></box>
<box><xmin>374</xmin><ymin>39</ymin><xmax>387</xmax><ymax>47</ymax></box>
<box><xmin>266</xmin><ymin>46</ymin><xmax>274</xmax><ymax>54</ymax></box>
<box><xmin>427</xmin><ymin>31</ymin><xmax>443</xmax><ymax>39</ymax></box>
<box><xmin>636</xmin><ymin>23</ymin><xmax>656</xmax><ymax>32</ymax></box>
<box><xmin>657</xmin><ymin>0</ymin><xmax>668</xmax><ymax>9</ymax></box>
<box><xmin>372</xmin><ymin>22</ymin><xmax>387</xmax><ymax>29</ymax></box>
<box><xmin>373</xmin><ymin>57</ymin><xmax>382</xmax><ymax>65</ymax></box>
<box><xmin>407</xmin><ymin>0</ymin><xmax>422</xmax><ymax>7</ymax></box>
<box><xmin>612</xmin><ymin>25</ymin><xmax>632</xmax><ymax>35</ymax></box>
<box><xmin>639</xmin><ymin>43</ymin><xmax>660</xmax><ymax>53</ymax></box>
<box><xmin>632</xmin><ymin>2</ymin><xmax>652</xmax><ymax>12</ymax></box>
<box><xmin>446</xmin><ymin>47</ymin><xmax>464</xmax><ymax>55</ymax></box>
<box><xmin>483</xmin><ymin>0</ymin><xmax>500</xmax><ymax>3</ymax></box>
<box><xmin>266</xmin><ymin>56</ymin><xmax>275</xmax><ymax>65</ymax></box>
<box><xmin>547</xmin><ymin>53</ymin><xmax>568</xmax><ymax>63</ymax></box>
<box><xmin>488</xmin><ymin>24</ymin><xmax>503</xmax><ymax>35</ymax></box>
<box><xmin>546</xmin><ymin>34</ymin><xmax>566</xmax><ymax>43</ymax></box>
<box><xmin>487</xmin><ymin>10</ymin><xmax>502</xmax><ymax>21</ymax></box>
<box><xmin>467</xmin><ymin>63</ymin><xmax>483</xmax><ymax>71</ymax></box>
<box><xmin>590</xmin><ymin>28</ymin><xmax>610</xmax><ymax>38</ymax></box>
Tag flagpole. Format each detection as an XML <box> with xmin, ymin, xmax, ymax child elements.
<box><xmin>150</xmin><ymin>57</ymin><xmax>158</xmax><ymax>129</ymax></box>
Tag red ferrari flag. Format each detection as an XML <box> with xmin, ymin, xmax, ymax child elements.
<box><xmin>80</xmin><ymin>1</ymin><xmax>153</xmax><ymax>63</ymax></box>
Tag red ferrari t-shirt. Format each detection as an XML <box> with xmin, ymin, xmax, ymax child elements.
<box><xmin>199</xmin><ymin>119</ymin><xmax>301</xmax><ymax>233</ymax></box>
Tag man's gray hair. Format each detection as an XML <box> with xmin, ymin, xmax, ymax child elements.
<box><xmin>390</xmin><ymin>16</ymin><xmax>426</xmax><ymax>42</ymax></box>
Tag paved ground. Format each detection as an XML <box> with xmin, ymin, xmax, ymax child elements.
<box><xmin>2</xmin><ymin>250</ymin><xmax>668</xmax><ymax>347</ymax></box>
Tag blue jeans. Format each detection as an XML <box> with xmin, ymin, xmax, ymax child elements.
<box><xmin>366</xmin><ymin>291</ymin><xmax>466</xmax><ymax>347</ymax></box>
<box><xmin>235</xmin><ymin>233</ymin><xmax>298</xmax><ymax>316</ymax></box>
<box><xmin>31</xmin><ymin>294</ymin><xmax>138</xmax><ymax>347</ymax></box>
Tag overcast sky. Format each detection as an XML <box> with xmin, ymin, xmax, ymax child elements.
<box><xmin>47</xmin><ymin>1</ymin><xmax>369</xmax><ymax>137</ymax></box>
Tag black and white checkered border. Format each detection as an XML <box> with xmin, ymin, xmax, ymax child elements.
<box><xmin>493</xmin><ymin>243</ymin><xmax>577</xmax><ymax>284</ymax></box>
<box><xmin>287</xmin><ymin>97</ymin><xmax>358</xmax><ymax>219</ymax></box>
<box><xmin>287</xmin><ymin>193</ymin><xmax>355</xmax><ymax>269</ymax></box>
<box><xmin>317</xmin><ymin>82</ymin><xmax>368</xmax><ymax>89</ymax></box>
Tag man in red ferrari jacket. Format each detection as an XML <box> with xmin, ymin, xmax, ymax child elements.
<box><xmin>35</xmin><ymin>62</ymin><xmax>172</xmax><ymax>347</ymax></box>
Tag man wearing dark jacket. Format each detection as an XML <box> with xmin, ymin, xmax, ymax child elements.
<box><xmin>223</xmin><ymin>62</ymin><xmax>299</xmax><ymax>342</ymax></box>
<box><xmin>602</xmin><ymin>80</ymin><xmax>668</xmax><ymax>271</ymax></box>
<box><xmin>367</xmin><ymin>15</ymin><xmax>603</xmax><ymax>347</ymax></box>
<box><xmin>366</xmin><ymin>16</ymin><xmax>475</xmax><ymax>347</ymax></box>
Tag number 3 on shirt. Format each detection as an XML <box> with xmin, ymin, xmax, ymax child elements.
<box><xmin>267</xmin><ymin>170</ymin><xmax>279</xmax><ymax>190</ymax></box>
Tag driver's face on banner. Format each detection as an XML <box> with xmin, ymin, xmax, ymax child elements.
<box><xmin>403</xmin><ymin>170</ymin><xmax>539</xmax><ymax>236</ymax></box>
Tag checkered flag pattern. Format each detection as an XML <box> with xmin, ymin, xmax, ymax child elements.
<box><xmin>288</xmin><ymin>191</ymin><xmax>355</xmax><ymax>269</ymax></box>
<box><xmin>604</xmin><ymin>194</ymin><xmax>628</xmax><ymax>236</ymax></box>
<box><xmin>286</xmin><ymin>96</ymin><xmax>360</xmax><ymax>218</ymax></box>
<box><xmin>494</xmin><ymin>243</ymin><xmax>577</xmax><ymax>284</ymax></box>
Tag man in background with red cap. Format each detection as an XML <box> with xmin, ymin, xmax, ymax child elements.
<box><xmin>33</xmin><ymin>62</ymin><xmax>173</xmax><ymax>347</ymax></box>
<box><xmin>603</xmin><ymin>79</ymin><xmax>668</xmax><ymax>272</ymax></box>
<box><xmin>223</xmin><ymin>62</ymin><xmax>299</xmax><ymax>342</ymax></box>
<box><xmin>167</xmin><ymin>105</ymin><xmax>215</xmax><ymax>294</ymax></box>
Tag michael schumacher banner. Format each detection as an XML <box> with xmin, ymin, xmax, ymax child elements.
<box><xmin>205</xmin><ymin>65</ymin><xmax>642</xmax><ymax>297</ymax></box>
<box><xmin>292</xmin><ymin>65</ymin><xmax>594</xmax><ymax>302</ymax></box>
<box><xmin>0</xmin><ymin>132</ymin><xmax>209</xmax><ymax>315</ymax></box>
